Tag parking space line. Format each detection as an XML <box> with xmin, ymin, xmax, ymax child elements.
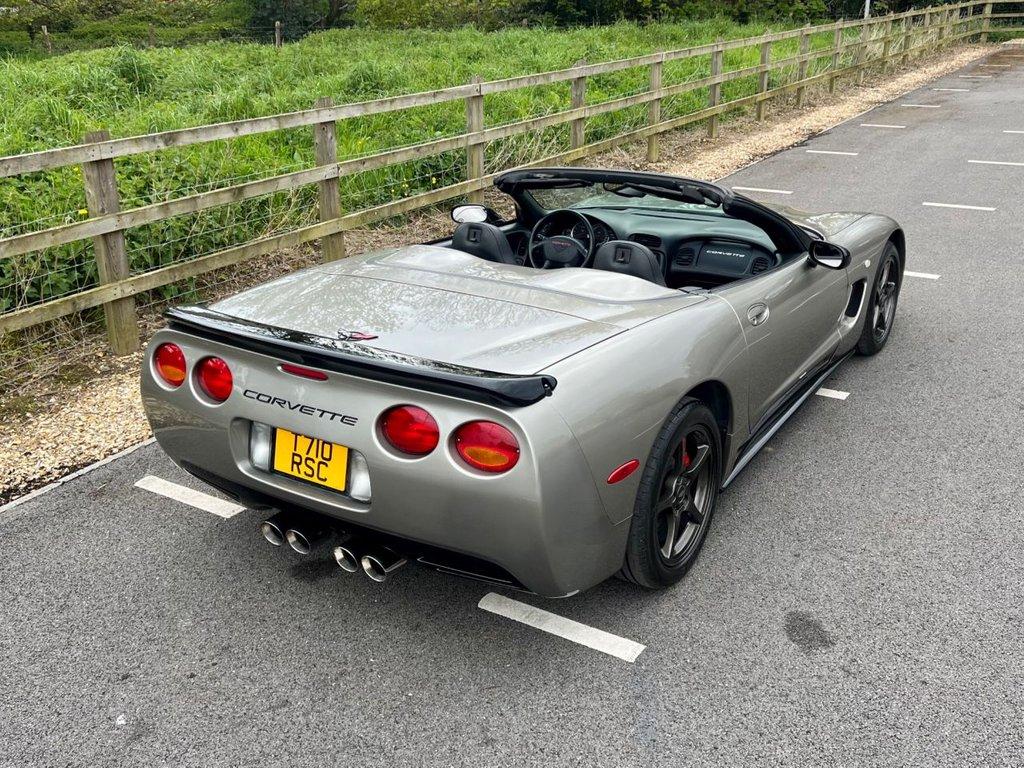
<box><xmin>1004</xmin><ymin>130</ymin><xmax>1024</xmax><ymax>134</ymax></box>
<box><xmin>860</xmin><ymin>123</ymin><xmax>906</xmax><ymax>129</ymax></box>
<box><xmin>979</xmin><ymin>63</ymin><xmax>1011</xmax><ymax>68</ymax></box>
<box><xmin>932</xmin><ymin>88</ymin><xmax>970</xmax><ymax>91</ymax></box>
<box><xmin>904</xmin><ymin>270</ymin><xmax>941</xmax><ymax>280</ymax></box>
<box><xmin>478</xmin><ymin>593</ymin><xmax>646</xmax><ymax>663</ymax></box>
<box><xmin>815</xmin><ymin>388</ymin><xmax>850</xmax><ymax>401</ymax></box>
<box><xmin>968</xmin><ymin>159</ymin><xmax>1024</xmax><ymax>167</ymax></box>
<box><xmin>900</xmin><ymin>103</ymin><xmax>941</xmax><ymax>108</ymax></box>
<box><xmin>959</xmin><ymin>75</ymin><xmax>993</xmax><ymax>79</ymax></box>
<box><xmin>922</xmin><ymin>201</ymin><xmax>996</xmax><ymax>211</ymax></box>
<box><xmin>732</xmin><ymin>186</ymin><xmax>793</xmax><ymax>194</ymax></box>
<box><xmin>135</xmin><ymin>475</ymin><xmax>246</xmax><ymax>519</ymax></box>
<box><xmin>806</xmin><ymin>150</ymin><xmax>859</xmax><ymax>156</ymax></box>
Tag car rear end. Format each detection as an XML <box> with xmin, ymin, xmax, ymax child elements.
<box><xmin>142</xmin><ymin>313</ymin><xmax>629</xmax><ymax>597</ymax></box>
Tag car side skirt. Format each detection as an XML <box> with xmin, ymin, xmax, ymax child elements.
<box><xmin>722</xmin><ymin>352</ymin><xmax>853</xmax><ymax>488</ymax></box>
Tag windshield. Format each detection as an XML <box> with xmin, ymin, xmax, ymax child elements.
<box><xmin>528</xmin><ymin>184</ymin><xmax>726</xmax><ymax>216</ymax></box>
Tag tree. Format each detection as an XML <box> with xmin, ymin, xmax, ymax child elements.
<box><xmin>0</xmin><ymin>0</ymin><xmax>81</xmax><ymax>36</ymax></box>
<box><xmin>242</xmin><ymin>0</ymin><xmax>327</xmax><ymax>31</ymax></box>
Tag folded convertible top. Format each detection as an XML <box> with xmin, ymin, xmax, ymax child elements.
<box><xmin>164</xmin><ymin>305</ymin><xmax>557</xmax><ymax>408</ymax></box>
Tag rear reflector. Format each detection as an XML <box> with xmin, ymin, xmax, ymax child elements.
<box><xmin>380</xmin><ymin>405</ymin><xmax>439</xmax><ymax>456</ymax></box>
<box><xmin>606</xmin><ymin>459</ymin><xmax>640</xmax><ymax>484</ymax></box>
<box><xmin>453</xmin><ymin>421</ymin><xmax>519</xmax><ymax>473</ymax></box>
<box><xmin>154</xmin><ymin>343</ymin><xmax>186</xmax><ymax>387</ymax></box>
<box><xmin>280</xmin><ymin>362</ymin><xmax>328</xmax><ymax>381</ymax></box>
<box><xmin>196</xmin><ymin>356</ymin><xmax>233</xmax><ymax>402</ymax></box>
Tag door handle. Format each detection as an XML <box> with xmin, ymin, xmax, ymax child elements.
<box><xmin>747</xmin><ymin>303</ymin><xmax>770</xmax><ymax>326</ymax></box>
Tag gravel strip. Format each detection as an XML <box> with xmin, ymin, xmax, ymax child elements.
<box><xmin>0</xmin><ymin>43</ymin><xmax>994</xmax><ymax>506</ymax></box>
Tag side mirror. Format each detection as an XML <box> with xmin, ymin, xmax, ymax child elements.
<box><xmin>451</xmin><ymin>204</ymin><xmax>491</xmax><ymax>224</ymax></box>
<box><xmin>808</xmin><ymin>240</ymin><xmax>850</xmax><ymax>270</ymax></box>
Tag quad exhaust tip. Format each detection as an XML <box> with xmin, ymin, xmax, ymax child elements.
<box><xmin>259</xmin><ymin>514</ymin><xmax>287</xmax><ymax>547</ymax></box>
<box><xmin>332</xmin><ymin>541</ymin><xmax>360</xmax><ymax>573</ymax></box>
<box><xmin>361</xmin><ymin>548</ymin><xmax>407</xmax><ymax>583</ymax></box>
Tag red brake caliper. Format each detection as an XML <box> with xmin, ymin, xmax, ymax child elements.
<box><xmin>681</xmin><ymin>441</ymin><xmax>691</xmax><ymax>471</ymax></box>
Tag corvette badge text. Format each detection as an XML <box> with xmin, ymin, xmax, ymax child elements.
<box><xmin>243</xmin><ymin>389</ymin><xmax>359</xmax><ymax>425</ymax></box>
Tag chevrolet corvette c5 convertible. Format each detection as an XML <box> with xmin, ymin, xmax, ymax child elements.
<box><xmin>141</xmin><ymin>167</ymin><xmax>904</xmax><ymax>597</ymax></box>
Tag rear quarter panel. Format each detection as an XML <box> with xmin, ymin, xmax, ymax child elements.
<box><xmin>541</xmin><ymin>296</ymin><xmax>749</xmax><ymax>524</ymax></box>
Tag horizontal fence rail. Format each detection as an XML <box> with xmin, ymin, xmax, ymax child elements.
<box><xmin>0</xmin><ymin>1</ymin><xmax>1020</xmax><ymax>358</ymax></box>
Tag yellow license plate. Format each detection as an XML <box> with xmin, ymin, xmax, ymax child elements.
<box><xmin>273</xmin><ymin>428</ymin><xmax>348</xmax><ymax>491</ymax></box>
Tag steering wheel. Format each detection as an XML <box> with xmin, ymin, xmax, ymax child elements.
<box><xmin>527</xmin><ymin>209</ymin><xmax>595</xmax><ymax>269</ymax></box>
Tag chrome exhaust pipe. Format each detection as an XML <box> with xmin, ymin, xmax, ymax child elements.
<box><xmin>259</xmin><ymin>512</ymin><xmax>288</xmax><ymax>547</ymax></box>
<box><xmin>332</xmin><ymin>537</ymin><xmax>362</xmax><ymax>573</ymax></box>
<box><xmin>360</xmin><ymin>547</ymin><xmax>407</xmax><ymax>583</ymax></box>
<box><xmin>284</xmin><ymin>525</ymin><xmax>329</xmax><ymax>555</ymax></box>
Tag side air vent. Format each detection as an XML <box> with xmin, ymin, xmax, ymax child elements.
<box><xmin>751</xmin><ymin>256</ymin><xmax>771</xmax><ymax>274</ymax></box>
<box><xmin>675</xmin><ymin>247</ymin><xmax>697</xmax><ymax>266</ymax></box>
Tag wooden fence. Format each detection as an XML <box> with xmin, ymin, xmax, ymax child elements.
<box><xmin>0</xmin><ymin>1</ymin><xmax>1020</xmax><ymax>357</ymax></box>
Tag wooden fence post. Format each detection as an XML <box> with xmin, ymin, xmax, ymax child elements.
<box><xmin>570</xmin><ymin>59</ymin><xmax>587</xmax><ymax>150</ymax></box>
<box><xmin>313</xmin><ymin>97</ymin><xmax>345</xmax><ymax>262</ymax></box>
<box><xmin>80</xmin><ymin>130</ymin><xmax>138</xmax><ymax>355</ymax></box>
<box><xmin>882</xmin><ymin>17</ymin><xmax>893</xmax><ymax>72</ymax></box>
<box><xmin>465</xmin><ymin>76</ymin><xmax>485</xmax><ymax>204</ymax></box>
<box><xmin>796</xmin><ymin>26</ymin><xmax>810</xmax><ymax>108</ymax></box>
<box><xmin>925</xmin><ymin>7</ymin><xmax>934</xmax><ymax>50</ymax></box>
<box><xmin>646</xmin><ymin>54</ymin><xmax>664</xmax><ymax>162</ymax></box>
<box><xmin>902</xmin><ymin>17</ymin><xmax>912</xmax><ymax>66</ymax></box>
<box><xmin>275</xmin><ymin>20</ymin><xmax>283</xmax><ymax>48</ymax></box>
<box><xmin>858</xmin><ymin>20</ymin><xmax>869</xmax><ymax>84</ymax></box>
<box><xmin>981</xmin><ymin>2</ymin><xmax>993</xmax><ymax>42</ymax></box>
<box><xmin>708</xmin><ymin>40</ymin><xmax>723</xmax><ymax>138</ymax></box>
<box><xmin>756</xmin><ymin>35</ymin><xmax>771</xmax><ymax>122</ymax></box>
<box><xmin>41</xmin><ymin>25</ymin><xmax>52</xmax><ymax>55</ymax></box>
<box><xmin>829</xmin><ymin>26</ymin><xmax>842</xmax><ymax>93</ymax></box>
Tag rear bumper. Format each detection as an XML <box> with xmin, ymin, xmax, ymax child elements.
<box><xmin>142</xmin><ymin>328</ymin><xmax>628</xmax><ymax>596</ymax></box>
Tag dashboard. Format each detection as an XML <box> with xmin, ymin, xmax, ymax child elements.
<box><xmin>519</xmin><ymin>209</ymin><xmax>781</xmax><ymax>286</ymax></box>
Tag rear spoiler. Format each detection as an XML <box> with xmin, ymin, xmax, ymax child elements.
<box><xmin>164</xmin><ymin>306</ymin><xmax>557</xmax><ymax>408</ymax></box>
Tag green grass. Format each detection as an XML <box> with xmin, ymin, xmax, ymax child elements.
<box><xmin>0</xmin><ymin>19</ymin><xmax>829</xmax><ymax>314</ymax></box>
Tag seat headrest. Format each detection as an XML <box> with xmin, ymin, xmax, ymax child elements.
<box><xmin>451</xmin><ymin>222</ymin><xmax>517</xmax><ymax>265</ymax></box>
<box><xmin>593</xmin><ymin>240</ymin><xmax>666</xmax><ymax>286</ymax></box>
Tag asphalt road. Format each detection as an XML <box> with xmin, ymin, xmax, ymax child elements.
<box><xmin>3</xmin><ymin>51</ymin><xmax>1023</xmax><ymax>767</ymax></box>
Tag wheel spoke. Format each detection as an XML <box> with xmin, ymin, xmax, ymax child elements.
<box><xmin>684</xmin><ymin>443</ymin><xmax>710</xmax><ymax>477</ymax></box>
<box><xmin>685</xmin><ymin>498</ymin><xmax>706</xmax><ymax>526</ymax></box>
<box><xmin>661</xmin><ymin>509</ymin><xmax>681</xmax><ymax>558</ymax></box>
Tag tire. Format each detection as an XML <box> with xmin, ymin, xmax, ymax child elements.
<box><xmin>856</xmin><ymin>241</ymin><xmax>902</xmax><ymax>356</ymax></box>
<box><xmin>619</xmin><ymin>398</ymin><xmax>722</xmax><ymax>590</ymax></box>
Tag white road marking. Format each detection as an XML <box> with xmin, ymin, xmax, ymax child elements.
<box><xmin>968</xmin><ymin>159</ymin><xmax>1024</xmax><ymax>167</ymax></box>
<box><xmin>900</xmin><ymin>103</ymin><xmax>941</xmax><ymax>108</ymax></box>
<box><xmin>979</xmin><ymin>63</ymin><xmax>1011</xmax><ymax>67</ymax></box>
<box><xmin>815</xmin><ymin>388</ymin><xmax>850</xmax><ymax>401</ymax></box>
<box><xmin>959</xmin><ymin>74</ymin><xmax>993</xmax><ymax>79</ymax></box>
<box><xmin>1003</xmin><ymin>130</ymin><xmax>1024</xmax><ymax>134</ymax></box>
<box><xmin>932</xmin><ymin>87</ymin><xmax>970</xmax><ymax>91</ymax></box>
<box><xmin>860</xmin><ymin>123</ymin><xmax>906</xmax><ymax>129</ymax></box>
<box><xmin>806</xmin><ymin>149</ymin><xmax>859</xmax><ymax>156</ymax></box>
<box><xmin>478</xmin><ymin>592</ymin><xmax>646</xmax><ymax>663</ymax></box>
<box><xmin>731</xmin><ymin>186</ymin><xmax>793</xmax><ymax>194</ymax></box>
<box><xmin>922</xmin><ymin>201</ymin><xmax>996</xmax><ymax>211</ymax></box>
<box><xmin>904</xmin><ymin>270</ymin><xmax>941</xmax><ymax>280</ymax></box>
<box><xmin>135</xmin><ymin>475</ymin><xmax>246</xmax><ymax>519</ymax></box>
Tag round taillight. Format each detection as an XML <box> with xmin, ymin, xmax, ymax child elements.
<box><xmin>454</xmin><ymin>421</ymin><xmax>520</xmax><ymax>473</ymax></box>
<box><xmin>154</xmin><ymin>343</ymin><xmax>186</xmax><ymax>387</ymax></box>
<box><xmin>380</xmin><ymin>405</ymin><xmax>439</xmax><ymax>456</ymax></box>
<box><xmin>196</xmin><ymin>356</ymin><xmax>233</xmax><ymax>402</ymax></box>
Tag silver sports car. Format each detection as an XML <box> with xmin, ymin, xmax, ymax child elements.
<box><xmin>141</xmin><ymin>167</ymin><xmax>903</xmax><ymax>597</ymax></box>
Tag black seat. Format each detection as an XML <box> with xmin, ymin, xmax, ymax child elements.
<box><xmin>451</xmin><ymin>222</ymin><xmax>518</xmax><ymax>265</ymax></box>
<box><xmin>592</xmin><ymin>240</ymin><xmax>666</xmax><ymax>286</ymax></box>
